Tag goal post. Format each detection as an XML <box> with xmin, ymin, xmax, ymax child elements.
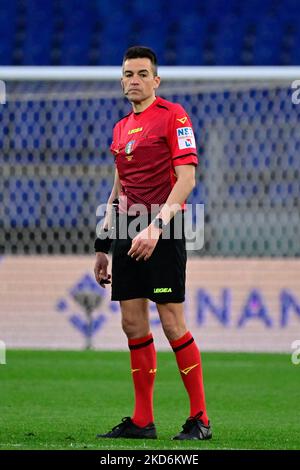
<box><xmin>1</xmin><ymin>65</ymin><xmax>300</xmax><ymax>80</ymax></box>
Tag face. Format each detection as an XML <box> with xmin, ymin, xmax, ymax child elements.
<box><xmin>121</xmin><ymin>58</ymin><xmax>160</xmax><ymax>104</ymax></box>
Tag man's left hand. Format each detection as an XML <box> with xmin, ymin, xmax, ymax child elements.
<box><xmin>127</xmin><ymin>224</ymin><xmax>162</xmax><ymax>261</ymax></box>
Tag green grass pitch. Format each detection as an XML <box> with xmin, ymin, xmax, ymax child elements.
<box><xmin>0</xmin><ymin>350</ymin><xmax>299</xmax><ymax>450</ymax></box>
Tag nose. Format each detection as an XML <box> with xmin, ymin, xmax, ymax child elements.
<box><xmin>130</xmin><ymin>74</ymin><xmax>141</xmax><ymax>84</ymax></box>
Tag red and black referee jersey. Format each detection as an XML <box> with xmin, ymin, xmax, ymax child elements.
<box><xmin>110</xmin><ymin>96</ymin><xmax>198</xmax><ymax>213</ymax></box>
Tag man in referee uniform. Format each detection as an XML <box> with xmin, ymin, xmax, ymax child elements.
<box><xmin>94</xmin><ymin>46</ymin><xmax>211</xmax><ymax>441</ymax></box>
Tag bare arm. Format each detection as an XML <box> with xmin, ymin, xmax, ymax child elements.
<box><xmin>94</xmin><ymin>168</ymin><xmax>120</xmax><ymax>287</ymax></box>
<box><xmin>102</xmin><ymin>168</ymin><xmax>121</xmax><ymax>230</ymax></box>
<box><xmin>156</xmin><ymin>164</ymin><xmax>196</xmax><ymax>224</ymax></box>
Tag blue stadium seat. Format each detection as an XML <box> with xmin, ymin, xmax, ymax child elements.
<box><xmin>214</xmin><ymin>17</ymin><xmax>245</xmax><ymax>65</ymax></box>
<box><xmin>0</xmin><ymin>1</ymin><xmax>16</xmax><ymax>63</ymax></box>
<box><xmin>1</xmin><ymin>0</ymin><xmax>300</xmax><ymax>66</ymax></box>
<box><xmin>253</xmin><ymin>18</ymin><xmax>284</xmax><ymax>65</ymax></box>
<box><xmin>175</xmin><ymin>16</ymin><xmax>207</xmax><ymax>65</ymax></box>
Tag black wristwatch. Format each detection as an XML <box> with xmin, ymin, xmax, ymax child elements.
<box><xmin>153</xmin><ymin>217</ymin><xmax>166</xmax><ymax>230</ymax></box>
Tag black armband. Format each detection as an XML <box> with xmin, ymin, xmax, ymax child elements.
<box><xmin>94</xmin><ymin>229</ymin><xmax>113</xmax><ymax>254</ymax></box>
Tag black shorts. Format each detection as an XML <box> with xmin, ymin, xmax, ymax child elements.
<box><xmin>111</xmin><ymin>212</ymin><xmax>186</xmax><ymax>303</ymax></box>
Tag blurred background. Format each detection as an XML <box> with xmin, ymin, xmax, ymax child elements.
<box><xmin>0</xmin><ymin>0</ymin><xmax>300</xmax><ymax>351</ymax></box>
<box><xmin>1</xmin><ymin>0</ymin><xmax>300</xmax><ymax>66</ymax></box>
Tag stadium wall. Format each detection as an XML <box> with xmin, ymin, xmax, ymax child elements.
<box><xmin>0</xmin><ymin>256</ymin><xmax>299</xmax><ymax>352</ymax></box>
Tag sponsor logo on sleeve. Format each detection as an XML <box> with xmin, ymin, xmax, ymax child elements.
<box><xmin>176</xmin><ymin>127</ymin><xmax>196</xmax><ymax>150</ymax></box>
<box><xmin>177</xmin><ymin>116</ymin><xmax>188</xmax><ymax>124</ymax></box>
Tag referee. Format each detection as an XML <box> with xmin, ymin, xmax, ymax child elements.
<box><xmin>94</xmin><ymin>46</ymin><xmax>211</xmax><ymax>441</ymax></box>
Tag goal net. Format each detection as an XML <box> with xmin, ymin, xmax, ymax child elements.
<box><xmin>1</xmin><ymin>69</ymin><xmax>299</xmax><ymax>257</ymax></box>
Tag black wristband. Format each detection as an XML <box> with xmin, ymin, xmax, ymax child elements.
<box><xmin>94</xmin><ymin>229</ymin><xmax>113</xmax><ymax>254</ymax></box>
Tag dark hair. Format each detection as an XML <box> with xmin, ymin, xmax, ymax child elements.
<box><xmin>123</xmin><ymin>46</ymin><xmax>158</xmax><ymax>76</ymax></box>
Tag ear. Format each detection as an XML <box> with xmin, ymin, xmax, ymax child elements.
<box><xmin>153</xmin><ymin>76</ymin><xmax>161</xmax><ymax>90</ymax></box>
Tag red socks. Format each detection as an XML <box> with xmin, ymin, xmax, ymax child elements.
<box><xmin>128</xmin><ymin>331</ymin><xmax>208</xmax><ymax>427</ymax></box>
<box><xmin>170</xmin><ymin>331</ymin><xmax>209</xmax><ymax>425</ymax></box>
<box><xmin>128</xmin><ymin>333</ymin><xmax>156</xmax><ymax>427</ymax></box>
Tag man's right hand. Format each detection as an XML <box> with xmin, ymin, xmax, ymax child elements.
<box><xmin>94</xmin><ymin>252</ymin><xmax>111</xmax><ymax>288</ymax></box>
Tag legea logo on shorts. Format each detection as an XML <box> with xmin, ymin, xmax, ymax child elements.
<box><xmin>0</xmin><ymin>340</ymin><xmax>6</xmax><ymax>365</ymax></box>
<box><xmin>153</xmin><ymin>288</ymin><xmax>172</xmax><ymax>293</ymax></box>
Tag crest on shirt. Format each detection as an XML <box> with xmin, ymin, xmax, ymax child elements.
<box><xmin>125</xmin><ymin>140</ymin><xmax>135</xmax><ymax>154</ymax></box>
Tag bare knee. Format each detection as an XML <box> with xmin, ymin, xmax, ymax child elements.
<box><xmin>121</xmin><ymin>316</ymin><xmax>142</xmax><ymax>338</ymax></box>
<box><xmin>120</xmin><ymin>299</ymin><xmax>150</xmax><ymax>339</ymax></box>
<box><xmin>157</xmin><ymin>303</ymin><xmax>187</xmax><ymax>341</ymax></box>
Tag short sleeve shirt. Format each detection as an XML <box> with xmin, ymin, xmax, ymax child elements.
<box><xmin>110</xmin><ymin>96</ymin><xmax>198</xmax><ymax>212</ymax></box>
